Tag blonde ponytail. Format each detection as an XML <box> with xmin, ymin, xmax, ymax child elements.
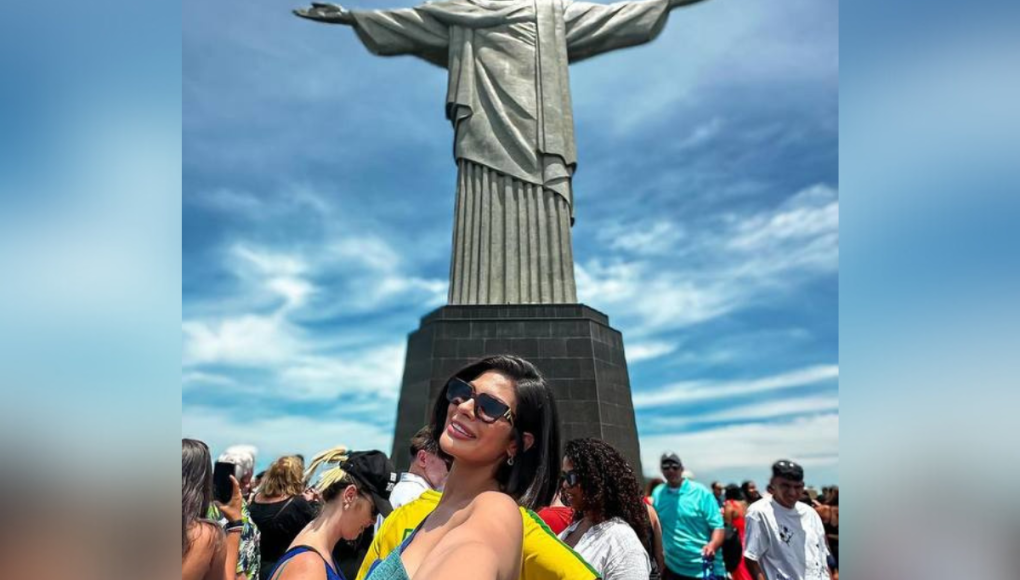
<box><xmin>305</xmin><ymin>445</ymin><xmax>357</xmax><ymax>502</ymax></box>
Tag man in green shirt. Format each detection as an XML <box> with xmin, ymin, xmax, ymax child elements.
<box><xmin>651</xmin><ymin>453</ymin><xmax>724</xmax><ymax>580</ymax></box>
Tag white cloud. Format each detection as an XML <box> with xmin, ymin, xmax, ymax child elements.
<box><xmin>267</xmin><ymin>276</ymin><xmax>315</xmax><ymax>309</ymax></box>
<box><xmin>633</xmin><ymin>364</ymin><xmax>838</xmax><ymax>408</ymax></box>
<box><xmin>676</xmin><ymin>117</ymin><xmax>725</xmax><ymax>150</ymax></box>
<box><xmin>573</xmin><ymin>0</ymin><xmax>837</xmax><ymax>136</ymax></box>
<box><xmin>183</xmin><ymin>313</ymin><xmax>299</xmax><ymax>367</ymax></box>
<box><xmin>183</xmin><ymin>214</ymin><xmax>445</xmax><ymax>402</ymax></box>
<box><xmin>232</xmin><ymin>244</ymin><xmax>307</xmax><ymax>277</ymax></box>
<box><xmin>329</xmin><ymin>237</ymin><xmax>403</xmax><ymax>273</ymax></box>
<box><xmin>626</xmin><ymin>341</ymin><xmax>680</xmax><ymax>363</ymax></box>
<box><xmin>604</xmin><ymin>221</ymin><xmax>687</xmax><ymax>256</ymax></box>
<box><xmin>183</xmin><ymin>238</ymin><xmax>411</xmax><ymax>401</ymax></box>
<box><xmin>576</xmin><ymin>261</ymin><xmax>735</xmax><ymax>331</ymax></box>
<box><xmin>182</xmin><ymin>327</ymin><xmax>407</xmax><ymax>402</ymax></box>
<box><xmin>643</xmin><ymin>394</ymin><xmax>840</xmax><ymax>430</ymax></box>
<box><xmin>189</xmin><ymin>187</ymin><xmax>265</xmax><ymax>214</ymax></box>
<box><xmin>182</xmin><ymin>371</ymin><xmax>238</xmax><ymax>388</ymax></box>
<box><xmin>578</xmin><ymin>184</ymin><xmax>838</xmax><ymax>338</ymax></box>
<box><xmin>277</xmin><ymin>343</ymin><xmax>406</xmax><ymax>400</ymax></box>
<box><xmin>639</xmin><ymin>413</ymin><xmax>839</xmax><ymax>477</ymax></box>
<box><xmin>728</xmin><ymin>184</ymin><xmax>839</xmax><ymax>257</ymax></box>
<box><xmin>182</xmin><ymin>406</ymin><xmax>395</xmax><ymax>470</ymax></box>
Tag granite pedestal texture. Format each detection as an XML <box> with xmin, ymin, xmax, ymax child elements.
<box><xmin>390</xmin><ymin>304</ymin><xmax>643</xmax><ymax>476</ymax></box>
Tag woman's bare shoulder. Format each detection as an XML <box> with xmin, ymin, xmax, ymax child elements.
<box><xmin>414</xmin><ymin>493</ymin><xmax>523</xmax><ymax>580</ymax></box>
<box><xmin>189</xmin><ymin>521</ymin><xmax>223</xmax><ymax>552</ymax></box>
<box><xmin>469</xmin><ymin>492</ymin><xmax>522</xmax><ymax>520</ymax></box>
<box><xmin>271</xmin><ymin>551</ymin><xmax>329</xmax><ymax>580</ymax></box>
<box><xmin>183</xmin><ymin>522</ymin><xmax>223</xmax><ymax>580</ymax></box>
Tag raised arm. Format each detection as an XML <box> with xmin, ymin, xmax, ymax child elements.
<box><xmin>293</xmin><ymin>2</ymin><xmax>450</xmax><ymax>67</ymax></box>
<box><xmin>564</xmin><ymin>0</ymin><xmax>711</xmax><ymax>63</ymax></box>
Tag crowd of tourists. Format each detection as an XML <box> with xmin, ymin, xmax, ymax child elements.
<box><xmin>183</xmin><ymin>355</ymin><xmax>838</xmax><ymax>580</ymax></box>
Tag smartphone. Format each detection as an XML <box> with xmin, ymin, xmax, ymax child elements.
<box><xmin>213</xmin><ymin>461</ymin><xmax>235</xmax><ymax>504</ymax></box>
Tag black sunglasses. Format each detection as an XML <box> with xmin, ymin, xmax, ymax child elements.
<box><xmin>446</xmin><ymin>378</ymin><xmax>515</xmax><ymax>427</ymax></box>
<box><xmin>661</xmin><ymin>463</ymin><xmax>681</xmax><ymax>471</ymax></box>
<box><xmin>561</xmin><ymin>470</ymin><xmax>581</xmax><ymax>488</ymax></box>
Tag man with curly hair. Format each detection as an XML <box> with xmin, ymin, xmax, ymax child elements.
<box><xmin>651</xmin><ymin>453</ymin><xmax>724</xmax><ymax>580</ymax></box>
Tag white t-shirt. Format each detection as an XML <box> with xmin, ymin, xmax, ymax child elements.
<box><xmin>558</xmin><ymin>517</ymin><xmax>650</xmax><ymax>580</ymax></box>
<box><xmin>744</xmin><ymin>498</ymin><xmax>830</xmax><ymax>580</ymax></box>
<box><xmin>388</xmin><ymin>472</ymin><xmax>432</xmax><ymax>509</ymax></box>
<box><xmin>374</xmin><ymin>472</ymin><xmax>433</xmax><ymax>533</ymax></box>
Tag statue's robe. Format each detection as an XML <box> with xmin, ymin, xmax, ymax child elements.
<box><xmin>349</xmin><ymin>0</ymin><xmax>672</xmax><ymax>304</ymax></box>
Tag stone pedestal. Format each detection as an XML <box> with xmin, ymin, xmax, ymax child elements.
<box><xmin>390</xmin><ymin>304</ymin><xmax>643</xmax><ymax>476</ymax></box>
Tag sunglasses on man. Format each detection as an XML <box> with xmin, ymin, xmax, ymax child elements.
<box><xmin>661</xmin><ymin>462</ymin><xmax>681</xmax><ymax>471</ymax></box>
<box><xmin>446</xmin><ymin>377</ymin><xmax>516</xmax><ymax>427</ymax></box>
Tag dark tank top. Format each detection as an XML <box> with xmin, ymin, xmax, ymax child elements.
<box><xmin>266</xmin><ymin>545</ymin><xmax>343</xmax><ymax>580</ymax></box>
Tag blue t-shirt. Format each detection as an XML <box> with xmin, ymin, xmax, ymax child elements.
<box><xmin>652</xmin><ymin>480</ymin><xmax>724</xmax><ymax>577</ymax></box>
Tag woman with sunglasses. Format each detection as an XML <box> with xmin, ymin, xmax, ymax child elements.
<box><xmin>365</xmin><ymin>355</ymin><xmax>561</xmax><ymax>580</ymax></box>
<box><xmin>559</xmin><ymin>438</ymin><xmax>653</xmax><ymax>580</ymax></box>
<box><xmin>267</xmin><ymin>447</ymin><xmax>397</xmax><ymax>580</ymax></box>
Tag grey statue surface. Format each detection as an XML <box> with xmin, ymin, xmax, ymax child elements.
<box><xmin>295</xmin><ymin>0</ymin><xmax>709</xmax><ymax>305</ymax></box>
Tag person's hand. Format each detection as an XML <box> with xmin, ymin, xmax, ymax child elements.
<box><xmin>293</xmin><ymin>2</ymin><xmax>355</xmax><ymax>25</ymax></box>
<box><xmin>216</xmin><ymin>475</ymin><xmax>244</xmax><ymax>522</ymax></box>
<box><xmin>701</xmin><ymin>543</ymin><xmax>716</xmax><ymax>558</ymax></box>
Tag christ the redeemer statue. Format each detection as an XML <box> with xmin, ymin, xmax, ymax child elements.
<box><xmin>295</xmin><ymin>0</ymin><xmax>708</xmax><ymax>305</ymax></box>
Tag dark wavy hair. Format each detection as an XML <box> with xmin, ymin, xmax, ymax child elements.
<box><xmin>429</xmin><ymin>355</ymin><xmax>560</xmax><ymax>511</ymax></box>
<box><xmin>725</xmin><ymin>483</ymin><xmax>745</xmax><ymax>502</ymax></box>
<box><xmin>182</xmin><ymin>438</ymin><xmax>215</xmax><ymax>556</ymax></box>
<box><xmin>565</xmin><ymin>438</ymin><xmax>652</xmax><ymax>553</ymax></box>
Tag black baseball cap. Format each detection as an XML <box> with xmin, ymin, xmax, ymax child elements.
<box><xmin>771</xmin><ymin>459</ymin><xmax>804</xmax><ymax>482</ymax></box>
<box><xmin>342</xmin><ymin>450</ymin><xmax>398</xmax><ymax>517</ymax></box>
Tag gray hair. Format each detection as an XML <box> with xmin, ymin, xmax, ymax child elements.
<box><xmin>218</xmin><ymin>444</ymin><xmax>258</xmax><ymax>479</ymax></box>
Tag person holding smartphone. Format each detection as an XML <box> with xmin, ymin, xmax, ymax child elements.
<box><xmin>183</xmin><ymin>438</ymin><xmax>247</xmax><ymax>580</ymax></box>
<box><xmin>213</xmin><ymin>446</ymin><xmax>263</xmax><ymax>580</ymax></box>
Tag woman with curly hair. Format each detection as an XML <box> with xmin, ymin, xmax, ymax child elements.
<box><xmin>559</xmin><ymin>438</ymin><xmax>653</xmax><ymax>580</ymax></box>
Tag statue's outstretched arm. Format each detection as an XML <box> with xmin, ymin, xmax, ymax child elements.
<box><xmin>668</xmin><ymin>0</ymin><xmax>711</xmax><ymax>8</ymax></box>
<box><xmin>293</xmin><ymin>2</ymin><xmax>355</xmax><ymax>25</ymax></box>
<box><xmin>293</xmin><ymin>1</ymin><xmax>450</xmax><ymax>66</ymax></box>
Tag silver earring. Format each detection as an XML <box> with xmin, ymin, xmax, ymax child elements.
<box><xmin>507</xmin><ymin>455</ymin><xmax>515</xmax><ymax>466</ymax></box>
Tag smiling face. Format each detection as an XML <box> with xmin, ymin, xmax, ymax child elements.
<box><xmin>439</xmin><ymin>370</ymin><xmax>520</xmax><ymax>467</ymax></box>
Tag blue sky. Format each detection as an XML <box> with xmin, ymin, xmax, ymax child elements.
<box><xmin>182</xmin><ymin>0</ymin><xmax>838</xmax><ymax>486</ymax></box>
